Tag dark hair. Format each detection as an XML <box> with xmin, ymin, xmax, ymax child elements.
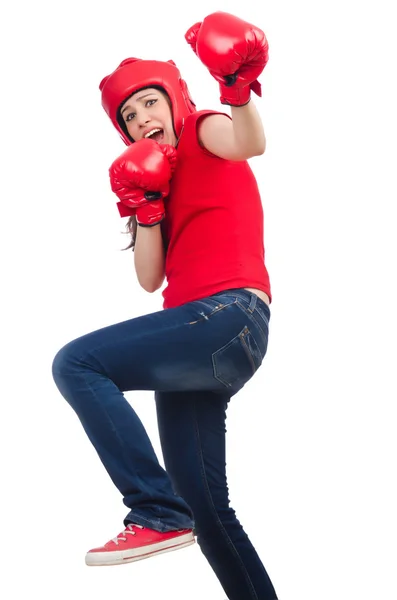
<box><xmin>121</xmin><ymin>217</ymin><xmax>168</xmax><ymax>254</ymax></box>
<box><xmin>122</xmin><ymin>216</ymin><xmax>137</xmax><ymax>251</ymax></box>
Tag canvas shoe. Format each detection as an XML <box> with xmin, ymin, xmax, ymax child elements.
<box><xmin>85</xmin><ymin>523</ymin><xmax>195</xmax><ymax>566</ymax></box>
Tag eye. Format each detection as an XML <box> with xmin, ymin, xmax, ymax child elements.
<box><xmin>125</xmin><ymin>99</ymin><xmax>157</xmax><ymax>123</ymax></box>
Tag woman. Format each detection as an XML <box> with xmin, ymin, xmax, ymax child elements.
<box><xmin>52</xmin><ymin>11</ymin><xmax>278</xmax><ymax>600</ymax></box>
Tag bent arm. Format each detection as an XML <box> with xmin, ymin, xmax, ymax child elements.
<box><xmin>198</xmin><ymin>100</ymin><xmax>266</xmax><ymax>161</ymax></box>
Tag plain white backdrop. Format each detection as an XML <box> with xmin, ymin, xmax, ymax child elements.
<box><xmin>1</xmin><ymin>0</ymin><xmax>396</xmax><ymax>598</ymax></box>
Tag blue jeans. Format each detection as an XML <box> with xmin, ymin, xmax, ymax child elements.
<box><xmin>52</xmin><ymin>288</ymin><xmax>278</xmax><ymax>600</ymax></box>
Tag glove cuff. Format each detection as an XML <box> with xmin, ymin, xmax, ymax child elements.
<box><xmin>219</xmin><ymin>79</ymin><xmax>262</xmax><ymax>107</ymax></box>
<box><xmin>135</xmin><ymin>200</ymin><xmax>165</xmax><ymax>227</ymax></box>
<box><xmin>137</xmin><ymin>217</ymin><xmax>165</xmax><ymax>228</ymax></box>
<box><xmin>117</xmin><ymin>201</ymin><xmax>136</xmax><ymax>218</ymax></box>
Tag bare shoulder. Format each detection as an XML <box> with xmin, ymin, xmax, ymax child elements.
<box><xmin>197</xmin><ymin>113</ymin><xmax>244</xmax><ymax>161</ymax></box>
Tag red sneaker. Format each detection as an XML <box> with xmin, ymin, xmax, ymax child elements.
<box><xmin>85</xmin><ymin>524</ymin><xmax>195</xmax><ymax>566</ymax></box>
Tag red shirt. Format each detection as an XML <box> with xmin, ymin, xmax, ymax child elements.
<box><xmin>161</xmin><ymin>109</ymin><xmax>272</xmax><ymax>309</ymax></box>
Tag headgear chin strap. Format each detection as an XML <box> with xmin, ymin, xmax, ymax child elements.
<box><xmin>99</xmin><ymin>58</ymin><xmax>197</xmax><ymax>145</ymax></box>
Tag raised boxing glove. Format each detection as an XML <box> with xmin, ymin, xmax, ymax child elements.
<box><xmin>109</xmin><ymin>138</ymin><xmax>177</xmax><ymax>226</ymax></box>
<box><xmin>185</xmin><ymin>11</ymin><xmax>269</xmax><ymax>106</ymax></box>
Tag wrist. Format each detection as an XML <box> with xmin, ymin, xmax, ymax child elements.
<box><xmin>137</xmin><ymin>219</ymin><xmax>163</xmax><ymax>228</ymax></box>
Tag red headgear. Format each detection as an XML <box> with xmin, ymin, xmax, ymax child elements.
<box><xmin>99</xmin><ymin>58</ymin><xmax>196</xmax><ymax>145</ymax></box>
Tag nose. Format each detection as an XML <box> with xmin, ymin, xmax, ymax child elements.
<box><xmin>136</xmin><ymin>109</ymin><xmax>151</xmax><ymax>127</ymax></box>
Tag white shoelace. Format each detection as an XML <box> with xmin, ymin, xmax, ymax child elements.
<box><xmin>111</xmin><ymin>523</ymin><xmax>144</xmax><ymax>545</ymax></box>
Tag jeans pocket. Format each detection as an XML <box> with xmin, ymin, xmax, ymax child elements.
<box><xmin>235</xmin><ymin>300</ymin><xmax>270</xmax><ymax>347</ymax></box>
<box><xmin>212</xmin><ymin>326</ymin><xmax>263</xmax><ymax>390</ymax></box>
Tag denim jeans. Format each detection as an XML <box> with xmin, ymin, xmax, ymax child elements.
<box><xmin>52</xmin><ymin>288</ymin><xmax>278</xmax><ymax>600</ymax></box>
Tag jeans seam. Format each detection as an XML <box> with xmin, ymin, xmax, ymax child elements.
<box><xmin>192</xmin><ymin>399</ymin><xmax>259</xmax><ymax>600</ymax></box>
<box><xmin>240</xmin><ymin>327</ymin><xmax>260</xmax><ymax>373</ymax></box>
<box><xmin>76</xmin><ymin>373</ymin><xmax>138</xmax><ymax>483</ymax></box>
<box><xmin>236</xmin><ymin>300</ymin><xmax>269</xmax><ymax>342</ymax></box>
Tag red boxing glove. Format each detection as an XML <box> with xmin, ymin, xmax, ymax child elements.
<box><xmin>185</xmin><ymin>11</ymin><xmax>269</xmax><ymax>106</ymax></box>
<box><xmin>109</xmin><ymin>138</ymin><xmax>177</xmax><ymax>226</ymax></box>
<box><xmin>117</xmin><ymin>200</ymin><xmax>166</xmax><ymax>227</ymax></box>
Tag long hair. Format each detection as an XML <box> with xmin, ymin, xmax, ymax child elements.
<box><xmin>122</xmin><ymin>217</ymin><xmax>168</xmax><ymax>254</ymax></box>
<box><xmin>122</xmin><ymin>215</ymin><xmax>137</xmax><ymax>251</ymax></box>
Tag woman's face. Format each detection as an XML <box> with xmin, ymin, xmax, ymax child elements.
<box><xmin>119</xmin><ymin>87</ymin><xmax>177</xmax><ymax>146</ymax></box>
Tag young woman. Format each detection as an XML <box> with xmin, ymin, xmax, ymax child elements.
<box><xmin>52</xmin><ymin>11</ymin><xmax>278</xmax><ymax>600</ymax></box>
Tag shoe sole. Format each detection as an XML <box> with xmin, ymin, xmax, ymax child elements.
<box><xmin>85</xmin><ymin>532</ymin><xmax>195</xmax><ymax>566</ymax></box>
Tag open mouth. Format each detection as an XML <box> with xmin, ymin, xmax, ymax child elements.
<box><xmin>144</xmin><ymin>128</ymin><xmax>164</xmax><ymax>143</ymax></box>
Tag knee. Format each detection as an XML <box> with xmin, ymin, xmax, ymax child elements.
<box><xmin>51</xmin><ymin>338</ymin><xmax>84</xmax><ymax>388</ymax></box>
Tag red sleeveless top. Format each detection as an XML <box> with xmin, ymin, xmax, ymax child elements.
<box><xmin>161</xmin><ymin>109</ymin><xmax>272</xmax><ymax>309</ymax></box>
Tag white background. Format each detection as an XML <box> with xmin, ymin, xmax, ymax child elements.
<box><xmin>1</xmin><ymin>0</ymin><xmax>396</xmax><ymax>599</ymax></box>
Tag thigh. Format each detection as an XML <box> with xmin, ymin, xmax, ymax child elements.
<box><xmin>56</xmin><ymin>291</ymin><xmax>268</xmax><ymax>395</ymax></box>
<box><xmin>54</xmin><ymin>297</ymin><xmax>232</xmax><ymax>393</ymax></box>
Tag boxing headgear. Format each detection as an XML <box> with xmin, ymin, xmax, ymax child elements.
<box><xmin>99</xmin><ymin>58</ymin><xmax>197</xmax><ymax>145</ymax></box>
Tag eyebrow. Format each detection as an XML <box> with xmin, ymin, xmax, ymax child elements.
<box><xmin>121</xmin><ymin>93</ymin><xmax>156</xmax><ymax>115</ymax></box>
